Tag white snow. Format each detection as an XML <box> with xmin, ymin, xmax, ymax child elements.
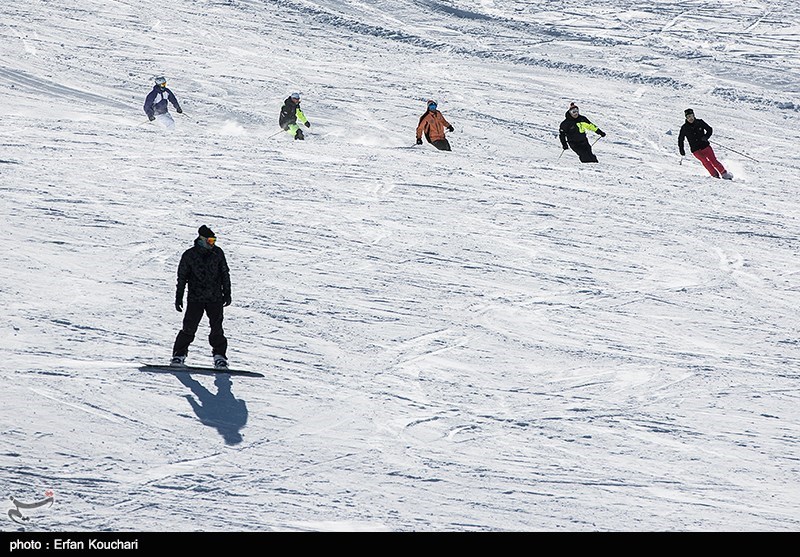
<box><xmin>1</xmin><ymin>0</ymin><xmax>799</xmax><ymax>532</ymax></box>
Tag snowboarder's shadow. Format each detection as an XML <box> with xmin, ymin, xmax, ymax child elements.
<box><xmin>174</xmin><ymin>373</ymin><xmax>248</xmax><ymax>445</ymax></box>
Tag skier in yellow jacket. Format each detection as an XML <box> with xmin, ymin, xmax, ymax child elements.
<box><xmin>559</xmin><ymin>102</ymin><xmax>606</xmax><ymax>163</ymax></box>
<box><xmin>279</xmin><ymin>92</ymin><xmax>311</xmax><ymax>140</ymax></box>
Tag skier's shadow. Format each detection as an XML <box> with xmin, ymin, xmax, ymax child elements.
<box><xmin>173</xmin><ymin>373</ymin><xmax>248</xmax><ymax>445</ymax></box>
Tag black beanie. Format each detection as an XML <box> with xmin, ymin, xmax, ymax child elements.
<box><xmin>198</xmin><ymin>225</ymin><xmax>215</xmax><ymax>238</ymax></box>
<box><xmin>684</xmin><ymin>108</ymin><xmax>694</xmax><ymax>116</ymax></box>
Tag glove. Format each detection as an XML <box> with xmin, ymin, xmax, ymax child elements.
<box><xmin>176</xmin><ymin>107</ymin><xmax>183</xmax><ymax>114</ymax></box>
<box><xmin>416</xmin><ymin>138</ymin><xmax>423</xmax><ymax>145</ymax></box>
<box><xmin>223</xmin><ymin>295</ymin><xmax>232</xmax><ymax>307</ymax></box>
<box><xmin>447</xmin><ymin>125</ymin><xmax>454</xmax><ymax>132</ymax></box>
<box><xmin>597</xmin><ymin>130</ymin><xmax>606</xmax><ymax>137</ymax></box>
<box><xmin>175</xmin><ymin>299</ymin><xmax>183</xmax><ymax>312</ymax></box>
<box><xmin>148</xmin><ymin>115</ymin><xmax>155</xmax><ymax>121</ymax></box>
<box><xmin>305</xmin><ymin>121</ymin><xmax>311</xmax><ymax>128</ymax></box>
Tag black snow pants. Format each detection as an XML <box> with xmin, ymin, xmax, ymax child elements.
<box><xmin>570</xmin><ymin>140</ymin><xmax>597</xmax><ymax>163</ymax></box>
<box><xmin>172</xmin><ymin>302</ymin><xmax>227</xmax><ymax>358</ymax></box>
<box><xmin>432</xmin><ymin>139</ymin><xmax>451</xmax><ymax>151</ymax></box>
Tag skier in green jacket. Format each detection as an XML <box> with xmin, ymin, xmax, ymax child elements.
<box><xmin>559</xmin><ymin>102</ymin><xmax>606</xmax><ymax>163</ymax></box>
<box><xmin>279</xmin><ymin>92</ymin><xmax>311</xmax><ymax>140</ymax></box>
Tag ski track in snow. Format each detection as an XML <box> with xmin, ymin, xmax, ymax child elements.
<box><xmin>1</xmin><ymin>0</ymin><xmax>800</xmax><ymax>532</ymax></box>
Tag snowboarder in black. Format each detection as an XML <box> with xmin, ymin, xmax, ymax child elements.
<box><xmin>279</xmin><ymin>92</ymin><xmax>311</xmax><ymax>140</ymax></box>
<box><xmin>678</xmin><ymin>108</ymin><xmax>732</xmax><ymax>179</ymax></box>
<box><xmin>559</xmin><ymin>102</ymin><xmax>606</xmax><ymax>163</ymax></box>
<box><xmin>172</xmin><ymin>225</ymin><xmax>232</xmax><ymax>369</ymax></box>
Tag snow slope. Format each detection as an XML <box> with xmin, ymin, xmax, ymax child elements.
<box><xmin>1</xmin><ymin>0</ymin><xmax>799</xmax><ymax>531</ymax></box>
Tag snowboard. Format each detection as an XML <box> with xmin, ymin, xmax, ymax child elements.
<box><xmin>139</xmin><ymin>363</ymin><xmax>265</xmax><ymax>378</ymax></box>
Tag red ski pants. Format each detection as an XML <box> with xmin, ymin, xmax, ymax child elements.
<box><xmin>693</xmin><ymin>145</ymin><xmax>727</xmax><ymax>177</ymax></box>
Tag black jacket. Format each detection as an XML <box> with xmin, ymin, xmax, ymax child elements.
<box><xmin>678</xmin><ymin>118</ymin><xmax>712</xmax><ymax>155</ymax></box>
<box><xmin>176</xmin><ymin>238</ymin><xmax>231</xmax><ymax>304</ymax></box>
<box><xmin>559</xmin><ymin>111</ymin><xmax>603</xmax><ymax>149</ymax></box>
<box><xmin>143</xmin><ymin>85</ymin><xmax>181</xmax><ymax>118</ymax></box>
<box><xmin>279</xmin><ymin>97</ymin><xmax>301</xmax><ymax>128</ymax></box>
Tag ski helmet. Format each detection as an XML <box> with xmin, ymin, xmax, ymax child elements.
<box><xmin>290</xmin><ymin>92</ymin><xmax>301</xmax><ymax>100</ymax></box>
<box><xmin>154</xmin><ymin>76</ymin><xmax>167</xmax><ymax>87</ymax></box>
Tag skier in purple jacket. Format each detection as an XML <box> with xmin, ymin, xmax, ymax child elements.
<box><xmin>144</xmin><ymin>76</ymin><xmax>182</xmax><ymax>129</ymax></box>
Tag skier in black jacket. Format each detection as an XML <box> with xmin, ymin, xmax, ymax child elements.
<box><xmin>278</xmin><ymin>92</ymin><xmax>311</xmax><ymax>140</ymax></box>
<box><xmin>559</xmin><ymin>102</ymin><xmax>606</xmax><ymax>163</ymax></box>
<box><xmin>172</xmin><ymin>225</ymin><xmax>232</xmax><ymax>369</ymax></box>
<box><xmin>678</xmin><ymin>108</ymin><xmax>732</xmax><ymax>179</ymax></box>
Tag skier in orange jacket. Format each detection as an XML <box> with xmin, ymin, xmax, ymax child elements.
<box><xmin>416</xmin><ymin>100</ymin><xmax>454</xmax><ymax>151</ymax></box>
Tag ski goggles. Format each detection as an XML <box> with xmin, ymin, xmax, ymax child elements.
<box><xmin>206</xmin><ymin>237</ymin><xmax>216</xmax><ymax>245</ymax></box>
<box><xmin>569</xmin><ymin>108</ymin><xmax>579</xmax><ymax>114</ymax></box>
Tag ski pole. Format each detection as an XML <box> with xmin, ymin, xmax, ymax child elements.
<box><xmin>591</xmin><ymin>136</ymin><xmax>602</xmax><ymax>146</ymax></box>
<box><xmin>181</xmin><ymin>112</ymin><xmax>205</xmax><ymax>126</ymax></box>
<box><xmin>178</xmin><ymin>112</ymin><xmax>202</xmax><ymax>124</ymax></box>
<box><xmin>711</xmin><ymin>141</ymin><xmax>759</xmax><ymax>162</ymax></box>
